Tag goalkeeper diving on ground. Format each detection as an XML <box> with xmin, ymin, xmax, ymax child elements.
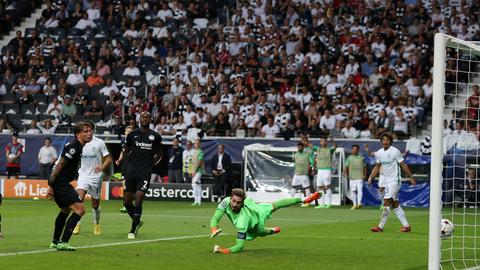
<box><xmin>210</xmin><ymin>188</ymin><xmax>320</xmax><ymax>254</ymax></box>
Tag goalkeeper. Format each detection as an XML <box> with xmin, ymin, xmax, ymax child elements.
<box><xmin>210</xmin><ymin>188</ymin><xmax>319</xmax><ymax>254</ymax></box>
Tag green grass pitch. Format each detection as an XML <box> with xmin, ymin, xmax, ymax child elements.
<box><xmin>0</xmin><ymin>199</ymin><xmax>434</xmax><ymax>269</ymax></box>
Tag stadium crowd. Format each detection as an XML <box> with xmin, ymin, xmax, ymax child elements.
<box><xmin>0</xmin><ymin>0</ymin><xmax>479</xmax><ymax>139</ymax></box>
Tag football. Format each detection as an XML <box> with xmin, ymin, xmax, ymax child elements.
<box><xmin>441</xmin><ymin>218</ymin><xmax>454</xmax><ymax>238</ymax></box>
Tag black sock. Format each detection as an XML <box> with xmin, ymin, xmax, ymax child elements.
<box><xmin>130</xmin><ymin>205</ymin><xmax>142</xmax><ymax>233</ymax></box>
<box><xmin>53</xmin><ymin>212</ymin><xmax>68</xmax><ymax>244</ymax></box>
<box><xmin>61</xmin><ymin>213</ymin><xmax>82</xmax><ymax>243</ymax></box>
<box><xmin>123</xmin><ymin>203</ymin><xmax>134</xmax><ymax>220</ymax></box>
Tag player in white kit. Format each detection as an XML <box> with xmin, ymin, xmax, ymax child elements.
<box><xmin>367</xmin><ymin>133</ymin><xmax>416</xmax><ymax>233</ymax></box>
<box><xmin>73</xmin><ymin>122</ymin><xmax>112</xmax><ymax>235</ymax></box>
<box><xmin>365</xmin><ymin>144</ymin><xmax>385</xmax><ymax>209</ymax></box>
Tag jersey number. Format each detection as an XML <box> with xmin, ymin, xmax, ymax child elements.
<box><xmin>142</xmin><ymin>181</ymin><xmax>148</xmax><ymax>190</ymax></box>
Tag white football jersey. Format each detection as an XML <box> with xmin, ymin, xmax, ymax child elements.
<box><xmin>374</xmin><ymin>146</ymin><xmax>403</xmax><ymax>184</ymax></box>
<box><xmin>78</xmin><ymin>136</ymin><xmax>110</xmax><ymax>183</ymax></box>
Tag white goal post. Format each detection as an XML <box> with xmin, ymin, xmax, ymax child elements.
<box><xmin>429</xmin><ymin>33</ymin><xmax>480</xmax><ymax>270</ymax></box>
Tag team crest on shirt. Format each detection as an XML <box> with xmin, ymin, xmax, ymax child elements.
<box><xmin>69</xmin><ymin>148</ymin><xmax>76</xmax><ymax>155</ymax></box>
<box><xmin>149</xmin><ymin>135</ymin><xmax>155</xmax><ymax>141</ymax></box>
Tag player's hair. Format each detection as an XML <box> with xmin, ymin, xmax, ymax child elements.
<box><xmin>45</xmin><ymin>137</ymin><xmax>51</xmax><ymax>142</ymax></box>
<box><xmin>352</xmin><ymin>144</ymin><xmax>359</xmax><ymax>149</ymax></box>
<box><xmin>231</xmin><ymin>188</ymin><xmax>246</xmax><ymax>200</ymax></box>
<box><xmin>380</xmin><ymin>132</ymin><xmax>394</xmax><ymax>143</ymax></box>
<box><xmin>84</xmin><ymin>119</ymin><xmax>95</xmax><ymax>130</ymax></box>
<box><xmin>73</xmin><ymin>121</ymin><xmax>91</xmax><ymax>136</ymax></box>
<box><xmin>298</xmin><ymin>142</ymin><xmax>304</xmax><ymax>147</ymax></box>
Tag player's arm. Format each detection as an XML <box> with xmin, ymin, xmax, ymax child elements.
<box><xmin>343</xmin><ymin>157</ymin><xmax>349</xmax><ymax>177</ymax></box>
<box><xmin>115</xmin><ymin>150</ymin><xmax>124</xmax><ymax>166</ymax></box>
<box><xmin>367</xmin><ymin>163</ymin><xmax>381</xmax><ymax>184</ymax></box>
<box><xmin>97</xmin><ymin>154</ymin><xmax>113</xmax><ymax>173</ymax></box>
<box><xmin>330</xmin><ymin>137</ymin><xmax>337</xmax><ymax>151</ymax></box>
<box><xmin>49</xmin><ymin>157</ymin><xmax>66</xmax><ymax>187</ymax></box>
<box><xmin>209</xmin><ymin>209</ymin><xmax>225</xmax><ymax>238</ymax></box>
<box><xmin>399</xmin><ymin>161</ymin><xmax>416</xmax><ymax>186</ymax></box>
<box><xmin>214</xmin><ymin>232</ymin><xmax>246</xmax><ymax>254</ymax></box>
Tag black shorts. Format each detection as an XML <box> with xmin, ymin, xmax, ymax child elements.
<box><xmin>53</xmin><ymin>184</ymin><xmax>82</xmax><ymax>208</ymax></box>
<box><xmin>125</xmin><ymin>172</ymin><xmax>150</xmax><ymax>192</ymax></box>
<box><xmin>7</xmin><ymin>166</ymin><xmax>20</xmax><ymax>177</ymax></box>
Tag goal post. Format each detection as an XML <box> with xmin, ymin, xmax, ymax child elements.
<box><xmin>430</xmin><ymin>33</ymin><xmax>480</xmax><ymax>270</ymax></box>
<box><xmin>429</xmin><ymin>32</ymin><xmax>447</xmax><ymax>270</ymax></box>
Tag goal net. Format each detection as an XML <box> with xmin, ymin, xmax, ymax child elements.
<box><xmin>242</xmin><ymin>143</ymin><xmax>345</xmax><ymax>203</ymax></box>
<box><xmin>430</xmin><ymin>33</ymin><xmax>480</xmax><ymax>270</ymax></box>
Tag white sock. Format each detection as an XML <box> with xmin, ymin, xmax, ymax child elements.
<box><xmin>196</xmin><ymin>184</ymin><xmax>202</xmax><ymax>204</ymax></box>
<box><xmin>326</xmin><ymin>189</ymin><xmax>332</xmax><ymax>205</ymax></box>
<box><xmin>394</xmin><ymin>206</ymin><xmax>409</xmax><ymax>227</ymax></box>
<box><xmin>93</xmin><ymin>207</ymin><xmax>100</xmax><ymax>225</ymax></box>
<box><xmin>379</xmin><ymin>206</ymin><xmax>391</xmax><ymax>229</ymax></box>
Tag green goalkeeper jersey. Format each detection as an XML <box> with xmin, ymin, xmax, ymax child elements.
<box><xmin>345</xmin><ymin>154</ymin><xmax>365</xmax><ymax>179</ymax></box>
<box><xmin>215</xmin><ymin>197</ymin><xmax>273</xmax><ymax>239</ymax></box>
<box><xmin>294</xmin><ymin>151</ymin><xmax>310</xmax><ymax>175</ymax></box>
<box><xmin>316</xmin><ymin>146</ymin><xmax>334</xmax><ymax>170</ymax></box>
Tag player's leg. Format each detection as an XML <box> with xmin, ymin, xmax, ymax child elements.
<box><xmin>371</xmin><ymin>184</ymin><xmax>393</xmax><ymax>232</ymax></box>
<box><xmin>51</xmin><ymin>207</ymin><xmax>71</xmax><ymax>248</ymax></box>
<box><xmin>391</xmin><ymin>184</ymin><xmax>411</xmax><ymax>232</ymax></box>
<box><xmin>129</xmin><ymin>190</ymin><xmax>146</xmax><ymax>238</ymax></box>
<box><xmin>58</xmin><ymin>202</ymin><xmax>85</xmax><ymax>250</ymax></box>
<box><xmin>356</xmin><ymin>180</ymin><xmax>364</xmax><ymax>208</ymax></box>
<box><xmin>192</xmin><ymin>173</ymin><xmax>202</xmax><ymax>205</ymax></box>
<box><xmin>73</xmin><ymin>187</ymin><xmax>87</xmax><ymax>234</ymax></box>
<box><xmin>272</xmin><ymin>191</ymin><xmax>319</xmax><ymax>211</ymax></box>
<box><xmin>350</xmin><ymin>180</ymin><xmax>358</xmax><ymax>209</ymax></box>
<box><xmin>91</xmin><ymin>185</ymin><xmax>101</xmax><ymax>235</ymax></box>
<box><xmin>123</xmin><ymin>174</ymin><xmax>137</xmax><ymax>219</ymax></box>
<box><xmin>324</xmin><ymin>170</ymin><xmax>332</xmax><ymax>208</ymax></box>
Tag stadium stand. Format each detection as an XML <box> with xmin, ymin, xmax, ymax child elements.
<box><xmin>0</xmin><ymin>0</ymin><xmax>478</xmax><ymax>139</ymax></box>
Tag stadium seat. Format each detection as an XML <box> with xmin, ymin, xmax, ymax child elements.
<box><xmin>193</xmin><ymin>18</ymin><xmax>209</xmax><ymax>31</ymax></box>
<box><xmin>35</xmin><ymin>104</ymin><xmax>47</xmax><ymax>114</ymax></box>
<box><xmin>20</xmin><ymin>103</ymin><xmax>35</xmax><ymax>115</ymax></box>
<box><xmin>33</xmin><ymin>94</ymin><xmax>48</xmax><ymax>105</ymax></box>
<box><xmin>7</xmin><ymin>114</ymin><xmax>23</xmax><ymax>129</ymax></box>
<box><xmin>4</xmin><ymin>104</ymin><xmax>19</xmax><ymax>114</ymax></box>
<box><xmin>72</xmin><ymin>115</ymin><xmax>85</xmax><ymax>123</ymax></box>
<box><xmin>55</xmin><ymin>125</ymin><xmax>71</xmax><ymax>134</ymax></box>
<box><xmin>87</xmin><ymin>115</ymin><xmax>103</xmax><ymax>123</ymax></box>
<box><xmin>38</xmin><ymin>114</ymin><xmax>55</xmax><ymax>122</ymax></box>
<box><xmin>1</xmin><ymin>94</ymin><xmax>17</xmax><ymax>104</ymax></box>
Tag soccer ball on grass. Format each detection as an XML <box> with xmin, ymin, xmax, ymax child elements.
<box><xmin>441</xmin><ymin>218</ymin><xmax>454</xmax><ymax>238</ymax></box>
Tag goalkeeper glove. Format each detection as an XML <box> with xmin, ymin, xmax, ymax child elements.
<box><xmin>210</xmin><ymin>227</ymin><xmax>223</xmax><ymax>238</ymax></box>
<box><xmin>213</xmin><ymin>245</ymin><xmax>231</xmax><ymax>254</ymax></box>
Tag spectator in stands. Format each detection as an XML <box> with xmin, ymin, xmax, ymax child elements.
<box><xmin>37</xmin><ymin>119</ymin><xmax>58</xmax><ymax>134</ymax></box>
<box><xmin>375</xmin><ymin>109</ymin><xmax>390</xmax><ymax>139</ymax></box>
<box><xmin>37</xmin><ymin>137</ymin><xmax>57</xmax><ymax>180</ymax></box>
<box><xmin>214</xmin><ymin>112</ymin><xmax>231</xmax><ymax>136</ymax></box>
<box><xmin>202</xmin><ymin>113</ymin><xmax>216</xmax><ymax>136</ymax></box>
<box><xmin>46</xmin><ymin>97</ymin><xmax>62</xmax><ymax>117</ymax></box>
<box><xmin>84</xmin><ymin>99</ymin><xmax>104</xmax><ymax>120</ymax></box>
<box><xmin>172</xmin><ymin>114</ymin><xmax>187</xmax><ymax>135</ymax></box>
<box><xmin>17</xmin><ymin>89</ymin><xmax>33</xmax><ymax>105</ymax></box>
<box><xmin>393</xmin><ymin>108</ymin><xmax>409</xmax><ymax>139</ymax></box>
<box><xmin>85</xmin><ymin>70</ymin><xmax>105</xmax><ymax>88</ymax></box>
<box><xmin>155</xmin><ymin>116</ymin><xmax>172</xmax><ymax>136</ymax></box>
<box><xmin>74</xmin><ymin>12</ymin><xmax>97</xmax><ymax>30</ymax></box>
<box><xmin>26</xmin><ymin>120</ymin><xmax>41</xmax><ymax>134</ymax></box>
<box><xmin>330</xmin><ymin>121</ymin><xmax>344</xmax><ymax>139</ymax></box>
<box><xmin>66</xmin><ymin>66</ymin><xmax>85</xmax><ymax>86</ymax></box>
<box><xmin>61</xmin><ymin>95</ymin><xmax>77</xmax><ymax>119</ymax></box>
<box><xmin>99</xmin><ymin>78</ymin><xmax>119</xmax><ymax>96</ymax></box>
<box><xmin>261</xmin><ymin>116</ymin><xmax>279</xmax><ymax>139</ymax></box>
<box><xmin>167</xmin><ymin>138</ymin><xmax>184</xmax><ymax>183</ymax></box>
<box><xmin>119</xmin><ymin>77</ymin><xmax>136</xmax><ymax>97</ymax></box>
<box><xmin>342</xmin><ymin>120</ymin><xmax>359</xmax><ymax>139</ymax></box>
<box><xmin>319</xmin><ymin>109</ymin><xmax>335</xmax><ymax>134</ymax></box>
<box><xmin>245</xmin><ymin>106</ymin><xmax>259</xmax><ymax>137</ymax></box>
<box><xmin>123</xmin><ymin>61</ymin><xmax>140</xmax><ymax>77</ymax></box>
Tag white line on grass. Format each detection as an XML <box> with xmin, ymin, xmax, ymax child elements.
<box><xmin>279</xmin><ymin>234</ymin><xmax>428</xmax><ymax>242</ymax></box>
<box><xmin>0</xmin><ymin>234</ymin><xmax>209</xmax><ymax>257</ymax></box>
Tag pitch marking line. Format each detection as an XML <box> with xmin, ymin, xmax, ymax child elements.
<box><xmin>0</xmin><ymin>234</ymin><xmax>210</xmax><ymax>257</ymax></box>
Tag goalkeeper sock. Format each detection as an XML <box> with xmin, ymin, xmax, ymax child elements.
<box><xmin>130</xmin><ymin>205</ymin><xmax>142</xmax><ymax>233</ymax></box>
<box><xmin>394</xmin><ymin>206</ymin><xmax>409</xmax><ymax>227</ymax></box>
<box><xmin>379</xmin><ymin>206</ymin><xmax>390</xmax><ymax>229</ymax></box>
<box><xmin>53</xmin><ymin>211</ymin><xmax>68</xmax><ymax>244</ymax></box>
<box><xmin>123</xmin><ymin>203</ymin><xmax>134</xmax><ymax>219</ymax></box>
<box><xmin>273</xmin><ymin>198</ymin><xmax>302</xmax><ymax>210</ymax></box>
<box><xmin>93</xmin><ymin>207</ymin><xmax>100</xmax><ymax>225</ymax></box>
<box><xmin>61</xmin><ymin>213</ymin><xmax>82</xmax><ymax>243</ymax></box>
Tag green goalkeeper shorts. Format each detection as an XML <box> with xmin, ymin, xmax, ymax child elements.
<box><xmin>247</xmin><ymin>203</ymin><xmax>274</xmax><ymax>240</ymax></box>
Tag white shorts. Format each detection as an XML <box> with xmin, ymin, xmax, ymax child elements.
<box><xmin>316</xmin><ymin>170</ymin><xmax>331</xmax><ymax>186</ymax></box>
<box><xmin>292</xmin><ymin>175</ymin><xmax>310</xmax><ymax>188</ymax></box>
<box><xmin>192</xmin><ymin>172</ymin><xmax>202</xmax><ymax>184</ymax></box>
<box><xmin>76</xmin><ymin>178</ymin><xmax>102</xmax><ymax>200</ymax></box>
<box><xmin>384</xmin><ymin>181</ymin><xmax>401</xmax><ymax>200</ymax></box>
<box><xmin>350</xmin><ymin>179</ymin><xmax>364</xmax><ymax>192</ymax></box>
<box><xmin>378</xmin><ymin>174</ymin><xmax>385</xmax><ymax>188</ymax></box>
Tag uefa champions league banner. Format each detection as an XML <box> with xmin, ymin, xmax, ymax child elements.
<box><xmin>109</xmin><ymin>182</ymin><xmax>213</xmax><ymax>202</ymax></box>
